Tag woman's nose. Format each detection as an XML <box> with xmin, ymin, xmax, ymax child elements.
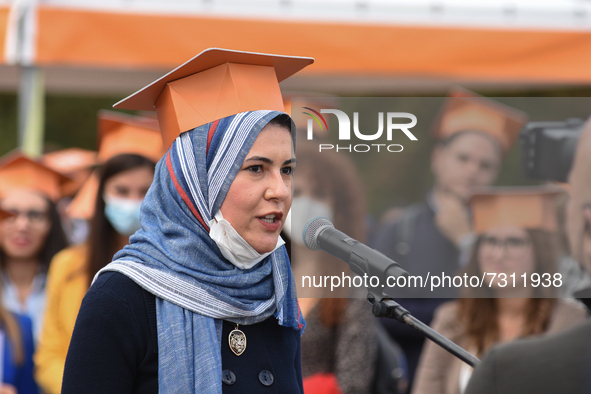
<box><xmin>13</xmin><ymin>214</ymin><xmax>32</xmax><ymax>230</ymax></box>
<box><xmin>264</xmin><ymin>172</ymin><xmax>290</xmax><ymax>201</ymax></box>
<box><xmin>490</xmin><ymin>243</ymin><xmax>510</xmax><ymax>259</ymax></box>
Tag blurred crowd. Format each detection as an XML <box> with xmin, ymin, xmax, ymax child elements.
<box><xmin>0</xmin><ymin>85</ymin><xmax>589</xmax><ymax>394</ymax></box>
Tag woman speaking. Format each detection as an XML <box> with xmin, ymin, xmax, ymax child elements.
<box><xmin>62</xmin><ymin>49</ymin><xmax>313</xmax><ymax>393</ymax></box>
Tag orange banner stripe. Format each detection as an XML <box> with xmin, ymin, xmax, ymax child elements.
<box><xmin>36</xmin><ymin>7</ymin><xmax>591</xmax><ymax>83</ymax></box>
<box><xmin>0</xmin><ymin>6</ymin><xmax>10</xmax><ymax>63</ymax></box>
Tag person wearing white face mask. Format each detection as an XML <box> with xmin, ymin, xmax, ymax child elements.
<box><xmin>34</xmin><ymin>154</ymin><xmax>156</xmax><ymax>394</ymax></box>
<box><xmin>285</xmin><ymin>142</ymin><xmax>378</xmax><ymax>394</ymax></box>
<box><xmin>61</xmin><ymin>49</ymin><xmax>312</xmax><ymax>394</ymax></box>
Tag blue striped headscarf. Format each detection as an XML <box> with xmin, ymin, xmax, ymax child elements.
<box><xmin>97</xmin><ymin>110</ymin><xmax>304</xmax><ymax>393</ymax></box>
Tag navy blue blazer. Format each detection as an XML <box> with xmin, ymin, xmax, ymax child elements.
<box><xmin>62</xmin><ymin>271</ymin><xmax>303</xmax><ymax>393</ymax></box>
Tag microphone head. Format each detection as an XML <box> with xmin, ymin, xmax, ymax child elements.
<box><xmin>303</xmin><ymin>217</ymin><xmax>334</xmax><ymax>251</ymax></box>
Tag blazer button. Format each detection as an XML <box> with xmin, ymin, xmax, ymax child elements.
<box><xmin>222</xmin><ymin>369</ymin><xmax>236</xmax><ymax>385</ymax></box>
<box><xmin>258</xmin><ymin>370</ymin><xmax>274</xmax><ymax>386</ymax></box>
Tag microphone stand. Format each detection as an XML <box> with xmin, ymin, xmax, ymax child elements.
<box><xmin>368</xmin><ymin>294</ymin><xmax>480</xmax><ymax>368</ymax></box>
<box><xmin>302</xmin><ymin>217</ymin><xmax>480</xmax><ymax>368</ymax></box>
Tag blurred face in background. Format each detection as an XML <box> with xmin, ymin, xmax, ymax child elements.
<box><xmin>288</xmin><ymin>165</ymin><xmax>335</xmax><ymax>252</ymax></box>
<box><xmin>477</xmin><ymin>225</ymin><xmax>534</xmax><ymax>288</ymax></box>
<box><xmin>102</xmin><ymin>165</ymin><xmax>155</xmax><ymax>237</ymax></box>
<box><xmin>431</xmin><ymin>132</ymin><xmax>501</xmax><ymax>201</ymax></box>
<box><xmin>293</xmin><ymin>166</ymin><xmax>334</xmax><ymax>212</ymax></box>
<box><xmin>0</xmin><ymin>190</ymin><xmax>51</xmax><ymax>260</ymax></box>
<box><xmin>103</xmin><ymin>166</ymin><xmax>154</xmax><ymax>201</ymax></box>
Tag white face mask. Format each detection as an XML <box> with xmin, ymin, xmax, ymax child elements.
<box><xmin>285</xmin><ymin>196</ymin><xmax>334</xmax><ymax>245</ymax></box>
<box><xmin>209</xmin><ymin>210</ymin><xmax>285</xmax><ymax>270</ymax></box>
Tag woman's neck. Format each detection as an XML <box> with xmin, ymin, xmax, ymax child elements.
<box><xmin>494</xmin><ymin>281</ymin><xmax>534</xmax><ymax>299</ymax></box>
<box><xmin>495</xmin><ymin>297</ymin><xmax>531</xmax><ymax>342</ymax></box>
<box><xmin>3</xmin><ymin>257</ymin><xmax>40</xmax><ymax>306</ymax></box>
<box><xmin>495</xmin><ymin>297</ymin><xmax>529</xmax><ymax>316</ymax></box>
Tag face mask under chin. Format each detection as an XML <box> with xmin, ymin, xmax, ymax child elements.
<box><xmin>209</xmin><ymin>210</ymin><xmax>284</xmax><ymax>270</ymax></box>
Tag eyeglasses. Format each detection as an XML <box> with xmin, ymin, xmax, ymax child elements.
<box><xmin>480</xmin><ymin>235</ymin><xmax>531</xmax><ymax>256</ymax></box>
<box><xmin>2</xmin><ymin>209</ymin><xmax>49</xmax><ymax>226</ymax></box>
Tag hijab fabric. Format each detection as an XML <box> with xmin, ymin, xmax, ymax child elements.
<box><xmin>96</xmin><ymin>110</ymin><xmax>304</xmax><ymax>393</ymax></box>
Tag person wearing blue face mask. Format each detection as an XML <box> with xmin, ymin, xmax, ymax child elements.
<box><xmin>34</xmin><ymin>153</ymin><xmax>156</xmax><ymax>394</ymax></box>
<box><xmin>103</xmin><ymin>196</ymin><xmax>143</xmax><ymax>237</ymax></box>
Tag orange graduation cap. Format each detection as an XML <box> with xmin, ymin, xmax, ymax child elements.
<box><xmin>469</xmin><ymin>185</ymin><xmax>564</xmax><ymax>233</ymax></box>
<box><xmin>67</xmin><ymin>111</ymin><xmax>164</xmax><ymax>220</ymax></box>
<box><xmin>432</xmin><ymin>87</ymin><xmax>528</xmax><ymax>152</ymax></box>
<box><xmin>66</xmin><ymin>173</ymin><xmax>99</xmax><ymax>220</ymax></box>
<box><xmin>41</xmin><ymin>148</ymin><xmax>98</xmax><ymax>197</ymax></box>
<box><xmin>114</xmin><ymin>48</ymin><xmax>315</xmax><ymax>148</ymax></box>
<box><xmin>0</xmin><ymin>151</ymin><xmax>73</xmax><ymax>201</ymax></box>
<box><xmin>97</xmin><ymin>110</ymin><xmax>164</xmax><ymax>163</ymax></box>
<box><xmin>41</xmin><ymin>147</ymin><xmax>97</xmax><ymax>175</ymax></box>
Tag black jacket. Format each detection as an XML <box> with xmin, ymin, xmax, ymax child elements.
<box><xmin>465</xmin><ymin>320</ymin><xmax>591</xmax><ymax>394</ymax></box>
<box><xmin>62</xmin><ymin>271</ymin><xmax>304</xmax><ymax>393</ymax></box>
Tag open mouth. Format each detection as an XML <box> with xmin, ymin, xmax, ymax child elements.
<box><xmin>260</xmin><ymin>214</ymin><xmax>279</xmax><ymax>224</ymax></box>
<box><xmin>257</xmin><ymin>212</ymin><xmax>284</xmax><ymax>231</ymax></box>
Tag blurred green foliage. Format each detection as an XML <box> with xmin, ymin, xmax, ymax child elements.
<box><xmin>0</xmin><ymin>93</ymin><xmax>126</xmax><ymax>156</ymax></box>
<box><xmin>0</xmin><ymin>93</ymin><xmax>18</xmax><ymax>155</ymax></box>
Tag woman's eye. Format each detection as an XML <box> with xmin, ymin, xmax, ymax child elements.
<box><xmin>115</xmin><ymin>186</ymin><xmax>130</xmax><ymax>197</ymax></box>
<box><xmin>457</xmin><ymin>153</ymin><xmax>469</xmax><ymax>163</ymax></box>
<box><xmin>281</xmin><ymin>166</ymin><xmax>293</xmax><ymax>176</ymax></box>
<box><xmin>246</xmin><ymin>165</ymin><xmax>263</xmax><ymax>173</ymax></box>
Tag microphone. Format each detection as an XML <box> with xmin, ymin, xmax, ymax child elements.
<box><xmin>302</xmin><ymin>217</ymin><xmax>481</xmax><ymax>368</ymax></box>
<box><xmin>303</xmin><ymin>217</ymin><xmax>408</xmax><ymax>298</ymax></box>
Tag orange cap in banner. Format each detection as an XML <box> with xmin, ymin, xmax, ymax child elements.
<box><xmin>113</xmin><ymin>48</ymin><xmax>314</xmax><ymax>148</ymax></box>
<box><xmin>469</xmin><ymin>185</ymin><xmax>565</xmax><ymax>233</ymax></box>
<box><xmin>0</xmin><ymin>151</ymin><xmax>72</xmax><ymax>201</ymax></box>
<box><xmin>98</xmin><ymin>111</ymin><xmax>164</xmax><ymax>163</ymax></box>
<box><xmin>432</xmin><ymin>87</ymin><xmax>528</xmax><ymax>152</ymax></box>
